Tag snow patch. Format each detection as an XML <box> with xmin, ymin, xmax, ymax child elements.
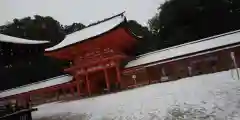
<box><xmin>33</xmin><ymin>69</ymin><xmax>240</xmax><ymax>120</ymax></box>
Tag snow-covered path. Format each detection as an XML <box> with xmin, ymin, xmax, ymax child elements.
<box><xmin>33</xmin><ymin>69</ymin><xmax>240</xmax><ymax>120</ymax></box>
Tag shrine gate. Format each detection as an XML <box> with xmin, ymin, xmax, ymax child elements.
<box><xmin>45</xmin><ymin>12</ymin><xmax>139</xmax><ymax>96</ymax></box>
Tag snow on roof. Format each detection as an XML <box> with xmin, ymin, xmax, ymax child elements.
<box><xmin>126</xmin><ymin>30</ymin><xmax>240</xmax><ymax>68</ymax></box>
<box><xmin>0</xmin><ymin>75</ymin><xmax>72</xmax><ymax>98</ymax></box>
<box><xmin>0</xmin><ymin>33</ymin><xmax>49</xmax><ymax>44</ymax></box>
<box><xmin>45</xmin><ymin>13</ymin><xmax>126</xmax><ymax>51</ymax></box>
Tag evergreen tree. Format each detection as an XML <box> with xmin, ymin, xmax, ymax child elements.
<box><xmin>149</xmin><ymin>0</ymin><xmax>240</xmax><ymax>49</ymax></box>
<box><xmin>0</xmin><ymin>15</ymin><xmax>85</xmax><ymax>90</ymax></box>
<box><xmin>127</xmin><ymin>20</ymin><xmax>157</xmax><ymax>55</ymax></box>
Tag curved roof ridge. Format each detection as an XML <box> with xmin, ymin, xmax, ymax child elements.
<box><xmin>0</xmin><ymin>33</ymin><xmax>49</xmax><ymax>44</ymax></box>
<box><xmin>45</xmin><ymin>12</ymin><xmax>126</xmax><ymax>52</ymax></box>
<box><xmin>86</xmin><ymin>12</ymin><xmax>125</xmax><ymax>28</ymax></box>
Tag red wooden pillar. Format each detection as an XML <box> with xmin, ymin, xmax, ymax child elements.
<box><xmin>19</xmin><ymin>95</ymin><xmax>24</xmax><ymax>108</ymax></box>
<box><xmin>104</xmin><ymin>67</ymin><xmax>110</xmax><ymax>91</ymax></box>
<box><xmin>62</xmin><ymin>88</ymin><xmax>66</xmax><ymax>97</ymax></box>
<box><xmin>26</xmin><ymin>94</ymin><xmax>31</xmax><ymax>108</ymax></box>
<box><xmin>144</xmin><ymin>68</ymin><xmax>151</xmax><ymax>85</ymax></box>
<box><xmin>86</xmin><ymin>73</ymin><xmax>91</xmax><ymax>96</ymax></box>
<box><xmin>16</xmin><ymin>96</ymin><xmax>21</xmax><ymax>109</ymax></box>
<box><xmin>75</xmin><ymin>75</ymin><xmax>81</xmax><ymax>96</ymax></box>
<box><xmin>148</xmin><ymin>75</ymin><xmax>151</xmax><ymax>84</ymax></box>
<box><xmin>115</xmin><ymin>63</ymin><xmax>122</xmax><ymax>89</ymax></box>
<box><xmin>70</xmin><ymin>84</ymin><xmax>75</xmax><ymax>96</ymax></box>
<box><xmin>56</xmin><ymin>90</ymin><xmax>60</xmax><ymax>100</ymax></box>
<box><xmin>19</xmin><ymin>94</ymin><xmax>30</xmax><ymax>109</ymax></box>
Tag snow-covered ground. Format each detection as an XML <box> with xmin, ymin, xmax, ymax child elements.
<box><xmin>33</xmin><ymin>69</ymin><xmax>240</xmax><ymax>120</ymax></box>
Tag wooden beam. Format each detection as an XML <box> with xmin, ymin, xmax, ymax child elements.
<box><xmin>115</xmin><ymin>62</ymin><xmax>122</xmax><ymax>89</ymax></box>
<box><xmin>65</xmin><ymin>54</ymin><xmax>126</xmax><ymax>72</ymax></box>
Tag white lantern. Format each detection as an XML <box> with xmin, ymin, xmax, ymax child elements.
<box><xmin>132</xmin><ymin>75</ymin><xmax>136</xmax><ymax>79</ymax></box>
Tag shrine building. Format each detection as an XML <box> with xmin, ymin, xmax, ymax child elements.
<box><xmin>1</xmin><ymin>13</ymin><xmax>240</xmax><ymax>105</ymax></box>
<box><xmin>44</xmin><ymin>12</ymin><xmax>139</xmax><ymax>96</ymax></box>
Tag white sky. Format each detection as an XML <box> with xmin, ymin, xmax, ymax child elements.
<box><xmin>0</xmin><ymin>0</ymin><xmax>164</xmax><ymax>27</ymax></box>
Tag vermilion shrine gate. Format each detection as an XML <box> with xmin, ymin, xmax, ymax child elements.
<box><xmin>45</xmin><ymin>13</ymin><xmax>138</xmax><ymax>96</ymax></box>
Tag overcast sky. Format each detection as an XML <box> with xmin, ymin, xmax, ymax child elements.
<box><xmin>0</xmin><ymin>0</ymin><xmax>164</xmax><ymax>27</ymax></box>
